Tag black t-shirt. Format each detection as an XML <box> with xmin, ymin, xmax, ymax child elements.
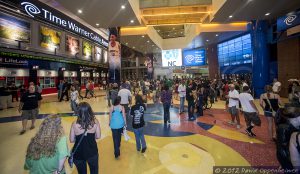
<box><xmin>21</xmin><ymin>92</ymin><xmax>42</xmax><ymax>110</ymax></box>
<box><xmin>186</xmin><ymin>87</ymin><xmax>194</xmax><ymax>102</ymax></box>
<box><xmin>130</xmin><ymin>103</ymin><xmax>146</xmax><ymax>129</ymax></box>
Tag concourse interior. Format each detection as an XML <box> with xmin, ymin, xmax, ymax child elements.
<box><xmin>0</xmin><ymin>0</ymin><xmax>300</xmax><ymax>174</ymax></box>
<box><xmin>0</xmin><ymin>91</ymin><xmax>277</xmax><ymax>174</ymax></box>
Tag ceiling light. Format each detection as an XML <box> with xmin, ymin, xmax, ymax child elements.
<box><xmin>172</xmin><ymin>28</ymin><xmax>175</xmax><ymax>30</ymax></box>
<box><xmin>181</xmin><ymin>32</ymin><xmax>183</xmax><ymax>34</ymax></box>
<box><xmin>142</xmin><ymin>35</ymin><xmax>145</xmax><ymax>38</ymax></box>
<box><xmin>125</xmin><ymin>43</ymin><xmax>128</xmax><ymax>45</ymax></box>
<box><xmin>130</xmin><ymin>20</ymin><xmax>134</xmax><ymax>23</ymax></box>
<box><xmin>229</xmin><ymin>15</ymin><xmax>233</xmax><ymax>18</ymax></box>
<box><xmin>265</xmin><ymin>13</ymin><xmax>270</xmax><ymax>16</ymax></box>
<box><xmin>152</xmin><ymin>45</ymin><xmax>154</xmax><ymax>47</ymax></box>
<box><xmin>167</xmin><ymin>35</ymin><xmax>170</xmax><ymax>37</ymax></box>
<box><xmin>147</xmin><ymin>40</ymin><xmax>150</xmax><ymax>43</ymax></box>
<box><xmin>133</xmin><ymin>46</ymin><xmax>135</xmax><ymax>48</ymax></box>
<box><xmin>206</xmin><ymin>39</ymin><xmax>209</xmax><ymax>42</ymax></box>
<box><xmin>216</xmin><ymin>34</ymin><xmax>219</xmax><ymax>36</ymax></box>
<box><xmin>17</xmin><ymin>10</ymin><xmax>20</xmax><ymax>13</ymax></box>
<box><xmin>96</xmin><ymin>23</ymin><xmax>99</xmax><ymax>26</ymax></box>
<box><xmin>121</xmin><ymin>5</ymin><xmax>125</xmax><ymax>9</ymax></box>
<box><xmin>78</xmin><ymin>9</ymin><xmax>82</xmax><ymax>14</ymax></box>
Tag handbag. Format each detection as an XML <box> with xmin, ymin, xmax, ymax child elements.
<box><xmin>68</xmin><ymin>129</ymin><xmax>87</xmax><ymax>168</ymax></box>
<box><xmin>122</xmin><ymin>126</ymin><xmax>130</xmax><ymax>141</ymax></box>
<box><xmin>265</xmin><ymin>94</ymin><xmax>277</xmax><ymax>117</ymax></box>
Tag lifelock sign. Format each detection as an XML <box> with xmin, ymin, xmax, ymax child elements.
<box><xmin>162</xmin><ymin>49</ymin><xmax>182</xmax><ymax>67</ymax></box>
<box><xmin>20</xmin><ymin>1</ymin><xmax>108</xmax><ymax>47</ymax></box>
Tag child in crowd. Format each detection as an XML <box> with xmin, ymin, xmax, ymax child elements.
<box><xmin>130</xmin><ymin>95</ymin><xmax>147</xmax><ymax>153</ymax></box>
<box><xmin>70</xmin><ymin>85</ymin><xmax>79</xmax><ymax>115</ymax></box>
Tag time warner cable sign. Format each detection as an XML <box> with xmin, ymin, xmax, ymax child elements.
<box><xmin>162</xmin><ymin>49</ymin><xmax>182</xmax><ymax>67</ymax></box>
<box><xmin>20</xmin><ymin>1</ymin><xmax>108</xmax><ymax>47</ymax></box>
<box><xmin>182</xmin><ymin>49</ymin><xmax>206</xmax><ymax>66</ymax></box>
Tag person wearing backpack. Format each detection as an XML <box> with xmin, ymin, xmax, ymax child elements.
<box><xmin>109</xmin><ymin>96</ymin><xmax>127</xmax><ymax>159</ymax></box>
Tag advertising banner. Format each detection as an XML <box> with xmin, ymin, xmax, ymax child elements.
<box><xmin>40</xmin><ymin>25</ymin><xmax>61</xmax><ymax>50</ymax></box>
<box><xmin>94</xmin><ymin>46</ymin><xmax>102</xmax><ymax>62</ymax></box>
<box><xmin>83</xmin><ymin>41</ymin><xmax>92</xmax><ymax>60</ymax></box>
<box><xmin>103</xmin><ymin>50</ymin><xmax>108</xmax><ymax>64</ymax></box>
<box><xmin>65</xmin><ymin>35</ymin><xmax>79</xmax><ymax>56</ymax></box>
<box><xmin>20</xmin><ymin>0</ymin><xmax>108</xmax><ymax>47</ymax></box>
<box><xmin>145</xmin><ymin>54</ymin><xmax>154</xmax><ymax>80</ymax></box>
<box><xmin>277</xmin><ymin>10</ymin><xmax>300</xmax><ymax>31</ymax></box>
<box><xmin>0</xmin><ymin>12</ymin><xmax>30</xmax><ymax>44</ymax></box>
<box><xmin>182</xmin><ymin>49</ymin><xmax>206</xmax><ymax>66</ymax></box>
<box><xmin>108</xmin><ymin>27</ymin><xmax>121</xmax><ymax>83</ymax></box>
<box><xmin>161</xmin><ymin>49</ymin><xmax>182</xmax><ymax>67</ymax></box>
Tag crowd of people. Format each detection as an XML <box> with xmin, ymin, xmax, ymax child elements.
<box><xmin>1</xmin><ymin>75</ymin><xmax>300</xmax><ymax>173</ymax></box>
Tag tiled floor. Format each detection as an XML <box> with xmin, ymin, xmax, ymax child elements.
<box><xmin>0</xmin><ymin>90</ymin><xmax>278</xmax><ymax>174</ymax></box>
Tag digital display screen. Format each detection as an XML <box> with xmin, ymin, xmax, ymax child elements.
<box><xmin>161</xmin><ymin>49</ymin><xmax>182</xmax><ymax>67</ymax></box>
<box><xmin>182</xmin><ymin>49</ymin><xmax>206</xmax><ymax>66</ymax></box>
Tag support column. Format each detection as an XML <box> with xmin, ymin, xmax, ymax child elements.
<box><xmin>250</xmin><ymin>20</ymin><xmax>270</xmax><ymax>98</ymax></box>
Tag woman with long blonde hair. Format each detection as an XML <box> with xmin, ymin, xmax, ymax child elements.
<box><xmin>24</xmin><ymin>115</ymin><xmax>69</xmax><ymax>174</ymax></box>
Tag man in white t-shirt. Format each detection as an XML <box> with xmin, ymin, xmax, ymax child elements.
<box><xmin>226</xmin><ymin>84</ymin><xmax>241</xmax><ymax>129</ymax></box>
<box><xmin>178</xmin><ymin>80</ymin><xmax>186</xmax><ymax>113</ymax></box>
<box><xmin>272</xmin><ymin>78</ymin><xmax>281</xmax><ymax>94</ymax></box>
<box><xmin>118</xmin><ymin>86</ymin><xmax>132</xmax><ymax>116</ymax></box>
<box><xmin>239</xmin><ymin>85</ymin><xmax>261</xmax><ymax>137</ymax></box>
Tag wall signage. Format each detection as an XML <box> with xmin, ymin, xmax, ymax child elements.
<box><xmin>20</xmin><ymin>0</ymin><xmax>108</xmax><ymax>47</ymax></box>
<box><xmin>182</xmin><ymin>49</ymin><xmax>206</xmax><ymax>66</ymax></box>
<box><xmin>0</xmin><ymin>57</ymin><xmax>29</xmax><ymax>66</ymax></box>
<box><xmin>161</xmin><ymin>49</ymin><xmax>182</xmax><ymax>67</ymax></box>
<box><xmin>277</xmin><ymin>11</ymin><xmax>300</xmax><ymax>31</ymax></box>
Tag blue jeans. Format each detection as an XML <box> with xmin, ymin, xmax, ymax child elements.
<box><xmin>133</xmin><ymin>127</ymin><xmax>147</xmax><ymax>151</ymax></box>
<box><xmin>188</xmin><ymin>101</ymin><xmax>195</xmax><ymax>119</ymax></box>
<box><xmin>163</xmin><ymin>103</ymin><xmax>171</xmax><ymax>123</ymax></box>
<box><xmin>70</xmin><ymin>101</ymin><xmax>78</xmax><ymax>113</ymax></box>
<box><xmin>179</xmin><ymin>97</ymin><xmax>185</xmax><ymax>112</ymax></box>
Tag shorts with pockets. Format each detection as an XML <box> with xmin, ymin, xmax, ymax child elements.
<box><xmin>21</xmin><ymin>108</ymin><xmax>39</xmax><ymax>120</ymax></box>
<box><xmin>243</xmin><ymin>111</ymin><xmax>261</xmax><ymax>127</ymax></box>
<box><xmin>229</xmin><ymin>106</ymin><xmax>238</xmax><ymax>116</ymax></box>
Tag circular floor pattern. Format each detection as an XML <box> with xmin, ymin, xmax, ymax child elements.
<box><xmin>159</xmin><ymin>142</ymin><xmax>215</xmax><ymax>174</ymax></box>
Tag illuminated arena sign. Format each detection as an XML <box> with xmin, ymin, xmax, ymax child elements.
<box><xmin>20</xmin><ymin>1</ymin><xmax>108</xmax><ymax>47</ymax></box>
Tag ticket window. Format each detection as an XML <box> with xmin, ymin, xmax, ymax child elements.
<box><xmin>39</xmin><ymin>77</ymin><xmax>56</xmax><ymax>89</ymax></box>
<box><xmin>15</xmin><ymin>77</ymin><xmax>24</xmax><ymax>87</ymax></box>
<box><xmin>0</xmin><ymin>77</ymin><xmax>6</xmax><ymax>87</ymax></box>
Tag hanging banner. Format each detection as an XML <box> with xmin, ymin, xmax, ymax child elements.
<box><xmin>277</xmin><ymin>10</ymin><xmax>300</xmax><ymax>31</ymax></box>
<box><xmin>108</xmin><ymin>27</ymin><xmax>121</xmax><ymax>84</ymax></box>
<box><xmin>145</xmin><ymin>54</ymin><xmax>154</xmax><ymax>80</ymax></box>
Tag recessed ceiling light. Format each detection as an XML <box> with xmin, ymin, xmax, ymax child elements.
<box><xmin>229</xmin><ymin>15</ymin><xmax>233</xmax><ymax>18</ymax></box>
<box><xmin>181</xmin><ymin>32</ymin><xmax>183</xmax><ymax>34</ymax></box>
<box><xmin>142</xmin><ymin>35</ymin><xmax>145</xmax><ymax>38</ymax></box>
<box><xmin>78</xmin><ymin>9</ymin><xmax>82</xmax><ymax>14</ymax></box>
<box><xmin>130</xmin><ymin>20</ymin><xmax>134</xmax><ymax>23</ymax></box>
<box><xmin>173</xmin><ymin>28</ymin><xmax>175</xmax><ymax>30</ymax></box>
<box><xmin>152</xmin><ymin>45</ymin><xmax>154</xmax><ymax>47</ymax></box>
<box><xmin>206</xmin><ymin>39</ymin><xmax>209</xmax><ymax>42</ymax></box>
<box><xmin>216</xmin><ymin>34</ymin><xmax>219</xmax><ymax>36</ymax></box>
<box><xmin>265</xmin><ymin>13</ymin><xmax>270</xmax><ymax>16</ymax></box>
<box><xmin>17</xmin><ymin>10</ymin><xmax>20</xmax><ymax>13</ymax></box>
<box><xmin>96</xmin><ymin>23</ymin><xmax>99</xmax><ymax>26</ymax></box>
<box><xmin>121</xmin><ymin>5</ymin><xmax>125</xmax><ymax>9</ymax></box>
<box><xmin>125</xmin><ymin>43</ymin><xmax>128</xmax><ymax>45</ymax></box>
<box><xmin>167</xmin><ymin>35</ymin><xmax>170</xmax><ymax>37</ymax></box>
<box><xmin>147</xmin><ymin>40</ymin><xmax>150</xmax><ymax>43</ymax></box>
<box><xmin>133</xmin><ymin>46</ymin><xmax>135</xmax><ymax>48</ymax></box>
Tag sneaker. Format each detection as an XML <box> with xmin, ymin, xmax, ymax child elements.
<box><xmin>19</xmin><ymin>130</ymin><xmax>26</xmax><ymax>135</ymax></box>
<box><xmin>250</xmin><ymin>131</ymin><xmax>256</xmax><ymax>137</ymax></box>
<box><xmin>141</xmin><ymin>147</ymin><xmax>147</xmax><ymax>153</ymax></box>
<box><xmin>237</xmin><ymin>125</ymin><xmax>241</xmax><ymax>129</ymax></box>
<box><xmin>245</xmin><ymin>129</ymin><xmax>253</xmax><ymax>137</ymax></box>
<box><xmin>228</xmin><ymin>121</ymin><xmax>235</xmax><ymax>125</ymax></box>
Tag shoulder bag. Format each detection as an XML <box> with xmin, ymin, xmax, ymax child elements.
<box><xmin>68</xmin><ymin>129</ymin><xmax>87</xmax><ymax>168</ymax></box>
<box><xmin>265</xmin><ymin>94</ymin><xmax>277</xmax><ymax>117</ymax></box>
